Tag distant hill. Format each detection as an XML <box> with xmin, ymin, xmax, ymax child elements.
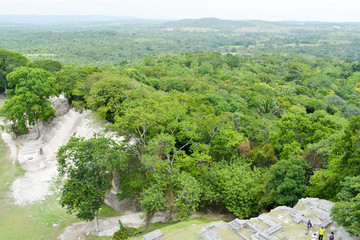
<box><xmin>161</xmin><ymin>18</ymin><xmax>279</xmax><ymax>30</ymax></box>
<box><xmin>0</xmin><ymin>15</ymin><xmax>140</xmax><ymax>25</ymax></box>
<box><xmin>1</xmin><ymin>15</ymin><xmax>358</xmax><ymax>29</ymax></box>
<box><xmin>161</xmin><ymin>18</ymin><xmax>360</xmax><ymax>32</ymax></box>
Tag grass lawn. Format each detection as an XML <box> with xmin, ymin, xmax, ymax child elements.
<box><xmin>127</xmin><ymin>218</ymin><xmax>216</xmax><ymax>240</ymax></box>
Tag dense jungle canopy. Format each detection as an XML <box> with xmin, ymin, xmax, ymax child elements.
<box><xmin>1</xmin><ymin>17</ymin><xmax>359</xmax><ymax>236</ymax></box>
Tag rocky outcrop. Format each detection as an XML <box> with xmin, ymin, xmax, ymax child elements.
<box><xmin>104</xmin><ymin>190</ymin><xmax>138</xmax><ymax>213</ymax></box>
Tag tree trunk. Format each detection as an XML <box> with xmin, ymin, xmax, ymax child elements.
<box><xmin>95</xmin><ymin>208</ymin><xmax>101</xmax><ymax>233</ymax></box>
<box><xmin>35</xmin><ymin>118</ymin><xmax>41</xmax><ymax>140</ymax></box>
<box><xmin>95</xmin><ymin>213</ymin><xmax>99</xmax><ymax>233</ymax></box>
<box><xmin>145</xmin><ymin>211</ymin><xmax>155</xmax><ymax>228</ymax></box>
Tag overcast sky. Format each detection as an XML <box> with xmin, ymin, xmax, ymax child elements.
<box><xmin>1</xmin><ymin>0</ymin><xmax>359</xmax><ymax>22</ymax></box>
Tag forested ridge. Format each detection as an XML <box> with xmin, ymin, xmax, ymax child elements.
<box><xmin>2</xmin><ymin>18</ymin><xmax>360</xmax><ymax>64</ymax></box>
<box><xmin>0</xmin><ymin>17</ymin><xmax>360</xmax><ymax>237</ymax></box>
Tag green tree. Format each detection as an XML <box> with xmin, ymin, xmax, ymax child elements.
<box><xmin>57</xmin><ymin>135</ymin><xmax>125</xmax><ymax>232</ymax></box>
<box><xmin>270</xmin><ymin>110</ymin><xmax>342</xmax><ymax>156</ymax></box>
<box><xmin>258</xmin><ymin>96</ymin><xmax>281</xmax><ymax>116</ymax></box>
<box><xmin>267</xmin><ymin>157</ymin><xmax>309</xmax><ymax>207</ymax></box>
<box><xmin>251</xmin><ymin>144</ymin><xmax>278</xmax><ymax>168</ymax></box>
<box><xmin>197</xmin><ymin>61</ymin><xmax>214</xmax><ymax>75</ymax></box>
<box><xmin>86</xmin><ymin>75</ymin><xmax>138</xmax><ymax>122</ymax></box>
<box><xmin>0</xmin><ymin>49</ymin><xmax>28</xmax><ymax>92</ymax></box>
<box><xmin>201</xmin><ymin>160</ymin><xmax>266</xmax><ymax>218</ymax></box>
<box><xmin>54</xmin><ymin>65</ymin><xmax>101</xmax><ymax>103</ymax></box>
<box><xmin>331</xmin><ymin>176</ymin><xmax>360</xmax><ymax>236</ymax></box>
<box><xmin>140</xmin><ymin>169</ymin><xmax>202</xmax><ymax>221</ymax></box>
<box><xmin>28</xmin><ymin>59</ymin><xmax>62</xmax><ymax>73</ymax></box>
<box><xmin>2</xmin><ymin>67</ymin><xmax>58</xmax><ymax>138</ymax></box>
<box><xmin>333</xmin><ymin>116</ymin><xmax>360</xmax><ymax>176</ymax></box>
<box><xmin>210</xmin><ymin>124</ymin><xmax>247</xmax><ymax>162</ymax></box>
<box><xmin>309</xmin><ymin>117</ymin><xmax>360</xmax><ymax>199</ymax></box>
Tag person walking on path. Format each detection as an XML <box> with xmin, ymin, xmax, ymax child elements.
<box><xmin>329</xmin><ymin>232</ymin><xmax>334</xmax><ymax>240</ymax></box>
<box><xmin>306</xmin><ymin>220</ymin><xmax>313</xmax><ymax>235</ymax></box>
<box><xmin>318</xmin><ymin>226</ymin><xmax>325</xmax><ymax>240</ymax></box>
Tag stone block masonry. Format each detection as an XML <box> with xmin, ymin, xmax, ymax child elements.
<box><xmin>142</xmin><ymin>229</ymin><xmax>164</xmax><ymax>240</ymax></box>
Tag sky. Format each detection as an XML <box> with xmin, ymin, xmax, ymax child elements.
<box><xmin>1</xmin><ymin>0</ymin><xmax>360</xmax><ymax>22</ymax></box>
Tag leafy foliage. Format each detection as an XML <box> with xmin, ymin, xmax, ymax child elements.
<box><xmin>112</xmin><ymin>220</ymin><xmax>137</xmax><ymax>240</ymax></box>
<box><xmin>3</xmin><ymin>45</ymin><xmax>360</xmax><ymax>226</ymax></box>
<box><xmin>201</xmin><ymin>161</ymin><xmax>266</xmax><ymax>218</ymax></box>
<box><xmin>267</xmin><ymin>157</ymin><xmax>309</xmax><ymax>207</ymax></box>
<box><xmin>57</xmin><ymin>135</ymin><xmax>125</xmax><ymax>221</ymax></box>
<box><xmin>2</xmin><ymin>67</ymin><xmax>58</xmax><ymax>136</ymax></box>
<box><xmin>0</xmin><ymin>49</ymin><xmax>28</xmax><ymax>92</ymax></box>
<box><xmin>331</xmin><ymin>176</ymin><xmax>360</xmax><ymax>236</ymax></box>
<box><xmin>28</xmin><ymin>59</ymin><xmax>62</xmax><ymax>73</ymax></box>
<box><xmin>62</xmin><ymin>52</ymin><xmax>359</xmax><ymax>219</ymax></box>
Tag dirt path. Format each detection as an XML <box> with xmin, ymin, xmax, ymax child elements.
<box><xmin>1</xmin><ymin>132</ymin><xmax>17</xmax><ymax>162</ymax></box>
<box><xmin>2</xmin><ymin>104</ymin><xmax>105</xmax><ymax>205</ymax></box>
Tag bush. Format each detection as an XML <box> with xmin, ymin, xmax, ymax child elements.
<box><xmin>112</xmin><ymin>220</ymin><xmax>138</xmax><ymax>240</ymax></box>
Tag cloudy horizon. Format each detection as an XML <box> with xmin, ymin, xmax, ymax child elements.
<box><xmin>0</xmin><ymin>0</ymin><xmax>359</xmax><ymax>22</ymax></box>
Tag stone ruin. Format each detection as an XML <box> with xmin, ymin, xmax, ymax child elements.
<box><xmin>199</xmin><ymin>198</ymin><xmax>360</xmax><ymax>240</ymax></box>
<box><xmin>275</xmin><ymin>198</ymin><xmax>334</xmax><ymax>228</ymax></box>
<box><xmin>228</xmin><ymin>215</ymin><xmax>283</xmax><ymax>240</ymax></box>
<box><xmin>200</xmin><ymin>221</ymin><xmax>228</xmax><ymax>240</ymax></box>
<box><xmin>142</xmin><ymin>229</ymin><xmax>164</xmax><ymax>240</ymax></box>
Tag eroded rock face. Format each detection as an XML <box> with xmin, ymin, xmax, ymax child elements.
<box><xmin>51</xmin><ymin>94</ymin><xmax>71</xmax><ymax>117</ymax></box>
<box><xmin>104</xmin><ymin>191</ymin><xmax>138</xmax><ymax>213</ymax></box>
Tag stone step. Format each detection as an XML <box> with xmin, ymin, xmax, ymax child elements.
<box><xmin>263</xmin><ymin>224</ymin><xmax>283</xmax><ymax>236</ymax></box>
<box><xmin>42</xmin><ymin>146</ymin><xmax>55</xmax><ymax>159</ymax></box>
<box><xmin>236</xmin><ymin>231</ymin><xmax>250</xmax><ymax>240</ymax></box>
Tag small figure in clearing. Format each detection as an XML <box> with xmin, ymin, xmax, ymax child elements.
<box><xmin>305</xmin><ymin>220</ymin><xmax>313</xmax><ymax>235</ymax></box>
<box><xmin>318</xmin><ymin>226</ymin><xmax>325</xmax><ymax>240</ymax></box>
<box><xmin>312</xmin><ymin>233</ymin><xmax>317</xmax><ymax>240</ymax></box>
<box><xmin>329</xmin><ymin>231</ymin><xmax>334</xmax><ymax>240</ymax></box>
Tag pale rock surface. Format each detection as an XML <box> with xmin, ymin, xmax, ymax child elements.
<box><xmin>2</xmin><ymin>95</ymin><xmax>109</xmax><ymax>206</ymax></box>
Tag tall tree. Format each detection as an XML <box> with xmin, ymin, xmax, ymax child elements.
<box><xmin>331</xmin><ymin>176</ymin><xmax>360</xmax><ymax>236</ymax></box>
<box><xmin>28</xmin><ymin>59</ymin><xmax>62</xmax><ymax>73</ymax></box>
<box><xmin>201</xmin><ymin>160</ymin><xmax>266</xmax><ymax>218</ymax></box>
<box><xmin>267</xmin><ymin>157</ymin><xmax>309</xmax><ymax>207</ymax></box>
<box><xmin>0</xmin><ymin>49</ymin><xmax>28</xmax><ymax>92</ymax></box>
<box><xmin>308</xmin><ymin>117</ymin><xmax>360</xmax><ymax>199</ymax></box>
<box><xmin>57</xmin><ymin>135</ymin><xmax>125</xmax><ymax>232</ymax></box>
<box><xmin>2</xmin><ymin>67</ymin><xmax>58</xmax><ymax>138</ymax></box>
